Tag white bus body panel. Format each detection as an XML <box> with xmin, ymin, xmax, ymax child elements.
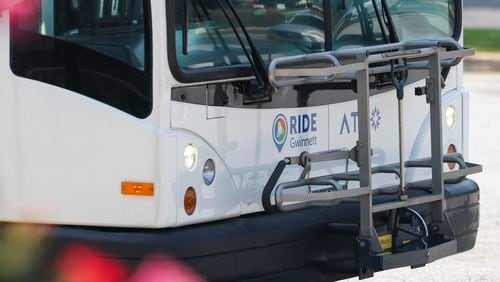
<box><xmin>0</xmin><ymin>5</ymin><xmax>178</xmax><ymax>228</ymax></box>
<box><xmin>172</xmin><ymin>81</ymin><xmax>465</xmax><ymax>217</ymax></box>
<box><xmin>0</xmin><ymin>3</ymin><xmax>467</xmax><ymax>228</ymax></box>
<box><xmin>0</xmin><ymin>79</ymin><xmax>163</xmax><ymax>227</ymax></box>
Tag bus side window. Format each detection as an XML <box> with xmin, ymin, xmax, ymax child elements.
<box><xmin>9</xmin><ymin>0</ymin><xmax>152</xmax><ymax>119</ymax></box>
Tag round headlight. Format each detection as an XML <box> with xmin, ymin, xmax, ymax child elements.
<box><xmin>184</xmin><ymin>144</ymin><xmax>198</xmax><ymax>171</ymax></box>
<box><xmin>203</xmin><ymin>159</ymin><xmax>216</xmax><ymax>185</ymax></box>
<box><xmin>446</xmin><ymin>105</ymin><xmax>457</xmax><ymax>129</ymax></box>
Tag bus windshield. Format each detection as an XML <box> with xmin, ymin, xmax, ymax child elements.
<box><xmin>175</xmin><ymin>0</ymin><xmax>456</xmax><ymax>71</ymax></box>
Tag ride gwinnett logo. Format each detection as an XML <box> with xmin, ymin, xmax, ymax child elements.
<box><xmin>272</xmin><ymin>114</ymin><xmax>288</xmax><ymax>152</ymax></box>
<box><xmin>272</xmin><ymin>113</ymin><xmax>319</xmax><ymax>152</ymax></box>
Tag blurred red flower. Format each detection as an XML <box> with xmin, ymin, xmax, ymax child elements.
<box><xmin>0</xmin><ymin>0</ymin><xmax>23</xmax><ymax>11</ymax></box>
<box><xmin>55</xmin><ymin>245</ymin><xmax>128</xmax><ymax>282</ymax></box>
<box><xmin>128</xmin><ymin>254</ymin><xmax>205</xmax><ymax>282</ymax></box>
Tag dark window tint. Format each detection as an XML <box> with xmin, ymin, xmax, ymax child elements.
<box><xmin>10</xmin><ymin>0</ymin><xmax>151</xmax><ymax>118</ymax></box>
<box><xmin>176</xmin><ymin>0</ymin><xmax>325</xmax><ymax>70</ymax></box>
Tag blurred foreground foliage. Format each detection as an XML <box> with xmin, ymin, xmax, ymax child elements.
<box><xmin>0</xmin><ymin>224</ymin><xmax>205</xmax><ymax>282</ymax></box>
<box><xmin>0</xmin><ymin>224</ymin><xmax>50</xmax><ymax>282</ymax></box>
<box><xmin>464</xmin><ymin>29</ymin><xmax>500</xmax><ymax>53</ymax></box>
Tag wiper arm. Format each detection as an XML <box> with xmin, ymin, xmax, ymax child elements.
<box><xmin>380</xmin><ymin>0</ymin><xmax>399</xmax><ymax>43</ymax></box>
<box><xmin>371</xmin><ymin>0</ymin><xmax>389</xmax><ymax>44</ymax></box>
<box><xmin>215</xmin><ymin>0</ymin><xmax>274</xmax><ymax>96</ymax></box>
<box><xmin>182</xmin><ymin>0</ymin><xmax>189</xmax><ymax>55</ymax></box>
<box><xmin>193</xmin><ymin>0</ymin><xmax>241</xmax><ymax>65</ymax></box>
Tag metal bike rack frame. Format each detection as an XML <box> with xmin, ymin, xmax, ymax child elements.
<box><xmin>263</xmin><ymin>38</ymin><xmax>481</xmax><ymax>246</ymax></box>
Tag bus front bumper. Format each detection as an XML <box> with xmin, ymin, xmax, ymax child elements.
<box><xmin>20</xmin><ymin>179</ymin><xmax>479</xmax><ymax>282</ymax></box>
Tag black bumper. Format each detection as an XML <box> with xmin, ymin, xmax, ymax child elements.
<box><xmin>15</xmin><ymin>179</ymin><xmax>479</xmax><ymax>282</ymax></box>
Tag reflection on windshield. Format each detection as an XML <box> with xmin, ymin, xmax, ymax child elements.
<box><xmin>386</xmin><ymin>0</ymin><xmax>455</xmax><ymax>42</ymax></box>
<box><xmin>176</xmin><ymin>0</ymin><xmax>456</xmax><ymax>70</ymax></box>
<box><xmin>176</xmin><ymin>0</ymin><xmax>324</xmax><ymax>70</ymax></box>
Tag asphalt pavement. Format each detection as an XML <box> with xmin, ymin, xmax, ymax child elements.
<box><xmin>344</xmin><ymin>71</ymin><xmax>500</xmax><ymax>282</ymax></box>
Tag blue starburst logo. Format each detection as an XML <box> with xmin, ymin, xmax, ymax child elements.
<box><xmin>370</xmin><ymin>107</ymin><xmax>382</xmax><ymax>131</ymax></box>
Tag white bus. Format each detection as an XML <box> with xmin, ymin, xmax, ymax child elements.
<box><xmin>0</xmin><ymin>0</ymin><xmax>482</xmax><ymax>281</ymax></box>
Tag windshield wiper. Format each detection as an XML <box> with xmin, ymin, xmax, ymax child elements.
<box><xmin>370</xmin><ymin>0</ymin><xmax>389</xmax><ymax>44</ymax></box>
<box><xmin>192</xmin><ymin>0</ymin><xmax>241</xmax><ymax>65</ymax></box>
<box><xmin>370</xmin><ymin>0</ymin><xmax>399</xmax><ymax>44</ymax></box>
<box><xmin>215</xmin><ymin>0</ymin><xmax>274</xmax><ymax>98</ymax></box>
<box><xmin>380</xmin><ymin>0</ymin><xmax>399</xmax><ymax>43</ymax></box>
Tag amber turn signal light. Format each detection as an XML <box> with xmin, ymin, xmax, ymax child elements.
<box><xmin>184</xmin><ymin>187</ymin><xmax>197</xmax><ymax>215</ymax></box>
<box><xmin>121</xmin><ymin>182</ymin><xmax>154</xmax><ymax>196</ymax></box>
<box><xmin>447</xmin><ymin>144</ymin><xmax>457</xmax><ymax>170</ymax></box>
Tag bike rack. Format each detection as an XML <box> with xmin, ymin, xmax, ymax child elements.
<box><xmin>262</xmin><ymin>38</ymin><xmax>482</xmax><ymax>278</ymax></box>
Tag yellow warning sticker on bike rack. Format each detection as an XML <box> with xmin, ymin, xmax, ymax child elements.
<box><xmin>378</xmin><ymin>234</ymin><xmax>392</xmax><ymax>250</ymax></box>
<box><xmin>378</xmin><ymin>233</ymin><xmax>412</xmax><ymax>256</ymax></box>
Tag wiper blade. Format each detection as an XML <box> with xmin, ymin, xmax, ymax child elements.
<box><xmin>215</xmin><ymin>0</ymin><xmax>274</xmax><ymax>95</ymax></box>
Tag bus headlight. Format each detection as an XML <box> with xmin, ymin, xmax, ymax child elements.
<box><xmin>446</xmin><ymin>105</ymin><xmax>457</xmax><ymax>129</ymax></box>
<box><xmin>184</xmin><ymin>144</ymin><xmax>198</xmax><ymax>171</ymax></box>
<box><xmin>203</xmin><ymin>159</ymin><xmax>216</xmax><ymax>185</ymax></box>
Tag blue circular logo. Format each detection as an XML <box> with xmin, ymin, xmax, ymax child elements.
<box><xmin>273</xmin><ymin>114</ymin><xmax>288</xmax><ymax>152</ymax></box>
